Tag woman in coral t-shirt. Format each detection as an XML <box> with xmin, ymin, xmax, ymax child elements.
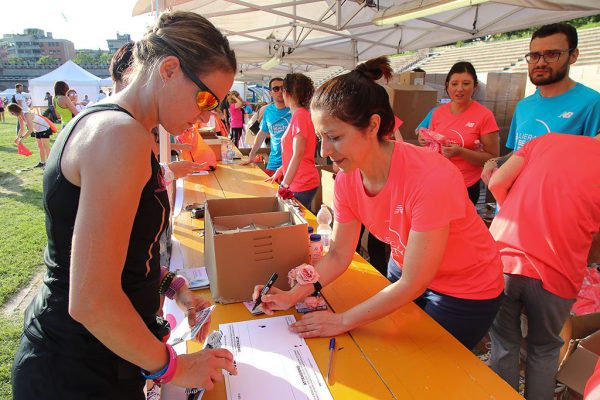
<box><xmin>418</xmin><ymin>62</ymin><xmax>499</xmax><ymax>204</ymax></box>
<box><xmin>268</xmin><ymin>73</ymin><xmax>319</xmax><ymax>210</ymax></box>
<box><xmin>254</xmin><ymin>57</ymin><xmax>504</xmax><ymax>350</ymax></box>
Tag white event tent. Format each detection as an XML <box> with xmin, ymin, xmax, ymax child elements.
<box><xmin>28</xmin><ymin>60</ymin><xmax>106</xmax><ymax>107</ymax></box>
<box><xmin>132</xmin><ymin>0</ymin><xmax>600</xmax><ymax>80</ymax></box>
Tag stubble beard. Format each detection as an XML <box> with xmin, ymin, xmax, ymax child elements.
<box><xmin>529</xmin><ymin>61</ymin><xmax>569</xmax><ymax>86</ymax></box>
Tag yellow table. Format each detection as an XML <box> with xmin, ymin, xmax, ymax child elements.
<box><xmin>173</xmin><ymin>161</ymin><xmax>523</xmax><ymax>400</ymax></box>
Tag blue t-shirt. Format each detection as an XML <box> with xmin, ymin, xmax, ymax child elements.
<box><xmin>417</xmin><ymin>107</ymin><xmax>435</xmax><ymax>130</ymax></box>
<box><xmin>260</xmin><ymin>104</ymin><xmax>291</xmax><ymax>170</ymax></box>
<box><xmin>507</xmin><ymin>83</ymin><xmax>600</xmax><ymax>151</ymax></box>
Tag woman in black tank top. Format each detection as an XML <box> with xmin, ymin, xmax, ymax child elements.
<box><xmin>12</xmin><ymin>11</ymin><xmax>237</xmax><ymax>399</ymax></box>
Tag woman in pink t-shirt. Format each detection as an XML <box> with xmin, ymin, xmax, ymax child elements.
<box><xmin>418</xmin><ymin>62</ymin><xmax>499</xmax><ymax>204</ymax></box>
<box><xmin>254</xmin><ymin>57</ymin><xmax>504</xmax><ymax>350</ymax></box>
<box><xmin>268</xmin><ymin>73</ymin><xmax>320</xmax><ymax>211</ymax></box>
<box><xmin>488</xmin><ymin>133</ymin><xmax>600</xmax><ymax>399</ymax></box>
<box><xmin>227</xmin><ymin>91</ymin><xmax>244</xmax><ymax>147</ymax></box>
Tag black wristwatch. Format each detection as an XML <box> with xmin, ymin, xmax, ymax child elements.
<box><xmin>312</xmin><ymin>281</ymin><xmax>322</xmax><ymax>296</ymax></box>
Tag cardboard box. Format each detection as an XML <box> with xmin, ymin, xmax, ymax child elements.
<box><xmin>311</xmin><ymin>165</ymin><xmax>335</xmax><ymax>212</ymax></box>
<box><xmin>556</xmin><ymin>330</ymin><xmax>600</xmax><ymax>396</ymax></box>
<box><xmin>396</xmin><ymin>71</ymin><xmax>426</xmax><ymax>86</ymax></box>
<box><xmin>382</xmin><ymin>84</ymin><xmax>438</xmax><ymax>141</ymax></box>
<box><xmin>204</xmin><ymin>138</ymin><xmax>222</xmax><ymax>161</ymax></box>
<box><xmin>204</xmin><ymin>197</ymin><xmax>308</xmax><ymax>304</ymax></box>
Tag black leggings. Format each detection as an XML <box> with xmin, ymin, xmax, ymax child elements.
<box><xmin>357</xmin><ymin>225</ymin><xmax>389</xmax><ymax>276</ymax></box>
<box><xmin>467</xmin><ymin>180</ymin><xmax>482</xmax><ymax>206</ymax></box>
<box><xmin>230</xmin><ymin>127</ymin><xmax>242</xmax><ymax>148</ymax></box>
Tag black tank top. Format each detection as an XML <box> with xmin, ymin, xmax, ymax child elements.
<box><xmin>23</xmin><ymin>104</ymin><xmax>171</xmax><ymax>359</ymax></box>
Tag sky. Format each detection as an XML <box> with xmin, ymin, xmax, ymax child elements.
<box><xmin>1</xmin><ymin>0</ymin><xmax>156</xmax><ymax>50</ymax></box>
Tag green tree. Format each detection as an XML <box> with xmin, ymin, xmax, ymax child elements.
<box><xmin>73</xmin><ymin>51</ymin><xmax>97</xmax><ymax>65</ymax></box>
<box><xmin>99</xmin><ymin>53</ymin><xmax>112</xmax><ymax>65</ymax></box>
<box><xmin>36</xmin><ymin>55</ymin><xmax>60</xmax><ymax>65</ymax></box>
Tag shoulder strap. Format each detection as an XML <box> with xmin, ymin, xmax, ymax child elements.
<box><xmin>55</xmin><ymin>103</ymin><xmax>134</xmax><ymax>165</ymax></box>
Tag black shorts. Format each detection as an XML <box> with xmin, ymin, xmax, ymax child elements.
<box><xmin>33</xmin><ymin>128</ymin><xmax>52</xmax><ymax>139</ymax></box>
<box><xmin>12</xmin><ymin>334</ymin><xmax>145</xmax><ymax>400</ymax></box>
<box><xmin>0</xmin><ymin>107</ymin><xmax>4</xmax><ymax>112</ymax></box>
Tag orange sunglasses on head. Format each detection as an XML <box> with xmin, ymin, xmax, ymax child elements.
<box><xmin>179</xmin><ymin>61</ymin><xmax>220</xmax><ymax>111</ymax></box>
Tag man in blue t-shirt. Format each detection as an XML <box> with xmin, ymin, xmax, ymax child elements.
<box><xmin>242</xmin><ymin>78</ymin><xmax>291</xmax><ymax>175</ymax></box>
<box><xmin>482</xmin><ymin>23</ymin><xmax>600</xmax><ymax>184</ymax></box>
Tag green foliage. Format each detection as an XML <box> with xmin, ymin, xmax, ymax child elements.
<box><xmin>442</xmin><ymin>14</ymin><xmax>600</xmax><ymax>48</ymax></box>
<box><xmin>73</xmin><ymin>49</ymin><xmax>110</xmax><ymax>66</ymax></box>
<box><xmin>490</xmin><ymin>14</ymin><xmax>600</xmax><ymax>42</ymax></box>
<box><xmin>36</xmin><ymin>55</ymin><xmax>60</xmax><ymax>65</ymax></box>
<box><xmin>0</xmin><ymin>113</ymin><xmax>48</xmax><ymax>397</ymax></box>
<box><xmin>99</xmin><ymin>53</ymin><xmax>112</xmax><ymax>65</ymax></box>
<box><xmin>6</xmin><ymin>57</ymin><xmax>24</xmax><ymax>65</ymax></box>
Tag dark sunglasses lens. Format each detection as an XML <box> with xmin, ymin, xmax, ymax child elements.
<box><xmin>271</xmin><ymin>86</ymin><xmax>282</xmax><ymax>92</ymax></box>
<box><xmin>196</xmin><ymin>91</ymin><xmax>219</xmax><ymax>111</ymax></box>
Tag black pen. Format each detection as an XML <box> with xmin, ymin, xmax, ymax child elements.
<box><xmin>252</xmin><ymin>272</ymin><xmax>278</xmax><ymax>312</ymax></box>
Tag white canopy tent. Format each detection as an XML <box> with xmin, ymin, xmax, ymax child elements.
<box><xmin>28</xmin><ymin>61</ymin><xmax>105</xmax><ymax>107</ymax></box>
<box><xmin>132</xmin><ymin>0</ymin><xmax>600</xmax><ymax>80</ymax></box>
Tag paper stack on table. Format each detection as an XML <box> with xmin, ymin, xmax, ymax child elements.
<box><xmin>220</xmin><ymin>315</ymin><xmax>333</xmax><ymax>400</ymax></box>
<box><xmin>176</xmin><ymin>267</ymin><xmax>210</xmax><ymax>290</ymax></box>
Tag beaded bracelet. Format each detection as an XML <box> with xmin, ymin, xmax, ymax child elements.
<box><xmin>159</xmin><ymin>266</ymin><xmax>187</xmax><ymax>300</ymax></box>
<box><xmin>159</xmin><ymin>272</ymin><xmax>176</xmax><ymax>296</ymax></box>
<box><xmin>140</xmin><ymin>343</ymin><xmax>177</xmax><ymax>384</ymax></box>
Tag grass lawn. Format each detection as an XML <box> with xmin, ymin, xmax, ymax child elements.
<box><xmin>0</xmin><ymin>113</ymin><xmax>48</xmax><ymax>397</ymax></box>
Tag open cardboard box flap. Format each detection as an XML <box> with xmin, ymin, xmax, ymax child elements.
<box><xmin>557</xmin><ymin>330</ymin><xmax>600</xmax><ymax>394</ymax></box>
<box><xmin>212</xmin><ymin>211</ymin><xmax>291</xmax><ymax>231</ymax></box>
<box><xmin>206</xmin><ymin>197</ymin><xmax>286</xmax><ymax>218</ymax></box>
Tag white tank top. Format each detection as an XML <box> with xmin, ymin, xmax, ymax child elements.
<box><xmin>26</xmin><ymin>112</ymin><xmax>51</xmax><ymax>132</ymax></box>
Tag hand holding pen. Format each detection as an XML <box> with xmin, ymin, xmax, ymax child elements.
<box><xmin>251</xmin><ymin>276</ymin><xmax>304</xmax><ymax>315</ymax></box>
<box><xmin>251</xmin><ymin>272</ymin><xmax>278</xmax><ymax>312</ymax></box>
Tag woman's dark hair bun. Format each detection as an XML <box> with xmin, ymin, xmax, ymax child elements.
<box><xmin>354</xmin><ymin>56</ymin><xmax>393</xmax><ymax>83</ymax></box>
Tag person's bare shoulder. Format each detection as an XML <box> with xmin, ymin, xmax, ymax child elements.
<box><xmin>65</xmin><ymin>109</ymin><xmax>155</xmax><ymax>184</ymax></box>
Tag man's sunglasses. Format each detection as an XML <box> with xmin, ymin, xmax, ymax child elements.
<box><xmin>270</xmin><ymin>85</ymin><xmax>283</xmax><ymax>92</ymax></box>
<box><xmin>179</xmin><ymin>61</ymin><xmax>220</xmax><ymax>111</ymax></box>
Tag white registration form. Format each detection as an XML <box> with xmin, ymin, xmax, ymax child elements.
<box><xmin>220</xmin><ymin>315</ymin><xmax>333</xmax><ymax>400</ymax></box>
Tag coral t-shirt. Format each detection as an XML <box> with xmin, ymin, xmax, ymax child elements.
<box><xmin>281</xmin><ymin>108</ymin><xmax>320</xmax><ymax>192</ymax></box>
<box><xmin>428</xmin><ymin>101</ymin><xmax>499</xmax><ymax>187</ymax></box>
<box><xmin>334</xmin><ymin>142</ymin><xmax>503</xmax><ymax>300</ymax></box>
<box><xmin>585</xmin><ymin>359</ymin><xmax>600</xmax><ymax>399</ymax></box>
<box><xmin>489</xmin><ymin>133</ymin><xmax>600</xmax><ymax>299</ymax></box>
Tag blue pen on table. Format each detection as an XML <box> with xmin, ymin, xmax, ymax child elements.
<box><xmin>251</xmin><ymin>272</ymin><xmax>278</xmax><ymax>312</ymax></box>
<box><xmin>327</xmin><ymin>337</ymin><xmax>336</xmax><ymax>384</ymax></box>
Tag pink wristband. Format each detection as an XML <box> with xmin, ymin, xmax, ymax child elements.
<box><xmin>154</xmin><ymin>343</ymin><xmax>177</xmax><ymax>385</ymax></box>
<box><xmin>164</xmin><ymin>275</ymin><xmax>187</xmax><ymax>300</ymax></box>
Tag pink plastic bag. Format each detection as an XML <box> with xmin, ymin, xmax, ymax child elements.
<box><xmin>572</xmin><ymin>267</ymin><xmax>600</xmax><ymax>315</ymax></box>
<box><xmin>418</xmin><ymin>127</ymin><xmax>448</xmax><ymax>153</ymax></box>
<box><xmin>17</xmin><ymin>143</ymin><xmax>32</xmax><ymax>157</ymax></box>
